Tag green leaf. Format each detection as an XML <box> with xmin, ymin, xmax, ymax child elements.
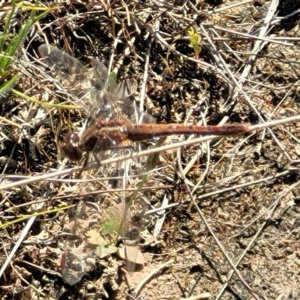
<box><xmin>0</xmin><ymin>3</ymin><xmax>50</xmax><ymax>75</ymax></box>
<box><xmin>0</xmin><ymin>74</ymin><xmax>19</xmax><ymax>101</ymax></box>
<box><xmin>187</xmin><ymin>27</ymin><xmax>202</xmax><ymax>57</ymax></box>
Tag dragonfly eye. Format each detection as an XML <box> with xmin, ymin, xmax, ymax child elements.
<box><xmin>60</xmin><ymin>132</ymin><xmax>82</xmax><ymax>161</ymax></box>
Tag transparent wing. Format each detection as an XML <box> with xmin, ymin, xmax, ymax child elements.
<box><xmin>88</xmin><ymin>57</ymin><xmax>113</xmax><ymax>118</ymax></box>
<box><xmin>38</xmin><ymin>44</ymin><xmax>138</xmax><ymax>121</ymax></box>
<box><xmin>114</xmin><ymin>78</ymin><xmax>138</xmax><ymax>99</ymax></box>
<box><xmin>113</xmin><ymin>79</ymin><xmax>156</xmax><ymax>123</ymax></box>
<box><xmin>38</xmin><ymin>44</ymin><xmax>115</xmax><ymax>119</ymax></box>
<box><xmin>60</xmin><ymin>251</ymin><xmax>86</xmax><ymax>285</ymax></box>
<box><xmin>113</xmin><ymin>79</ymin><xmax>138</xmax><ymax>122</ymax></box>
<box><xmin>38</xmin><ymin>44</ymin><xmax>94</xmax><ymax>109</ymax></box>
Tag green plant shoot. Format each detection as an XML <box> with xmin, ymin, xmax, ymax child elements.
<box><xmin>188</xmin><ymin>27</ymin><xmax>201</xmax><ymax>58</ymax></box>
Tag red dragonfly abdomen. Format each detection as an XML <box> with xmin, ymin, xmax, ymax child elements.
<box><xmin>125</xmin><ymin>123</ymin><xmax>250</xmax><ymax>141</ymax></box>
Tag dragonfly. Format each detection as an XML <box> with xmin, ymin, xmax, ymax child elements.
<box><xmin>38</xmin><ymin>44</ymin><xmax>251</xmax><ymax>162</ymax></box>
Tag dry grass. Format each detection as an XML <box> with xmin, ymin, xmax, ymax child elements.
<box><xmin>1</xmin><ymin>0</ymin><xmax>300</xmax><ymax>299</ymax></box>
